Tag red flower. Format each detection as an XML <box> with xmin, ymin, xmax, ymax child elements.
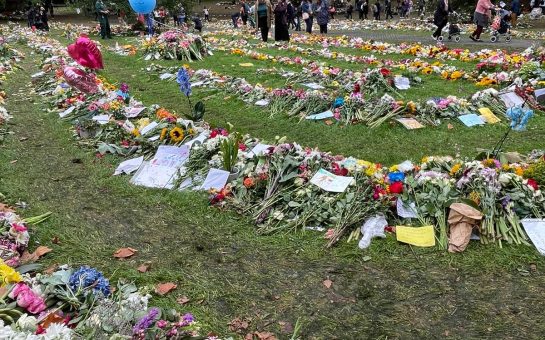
<box><xmin>238</xmin><ymin>143</ymin><xmax>247</xmax><ymax>151</ymax></box>
<box><xmin>388</xmin><ymin>181</ymin><xmax>404</xmax><ymax>194</ymax></box>
<box><xmin>373</xmin><ymin>186</ymin><xmax>387</xmax><ymax>200</ymax></box>
<box><xmin>527</xmin><ymin>178</ymin><xmax>539</xmax><ymax>190</ymax></box>
<box><xmin>36</xmin><ymin>325</ymin><xmax>46</xmax><ymax>335</ymax></box>
<box><xmin>353</xmin><ymin>83</ymin><xmax>361</xmax><ymax>93</ymax></box>
<box><xmin>380</xmin><ymin>68</ymin><xmax>391</xmax><ymax>77</ymax></box>
<box><xmin>331</xmin><ymin>162</ymin><xmax>348</xmax><ymax>176</ymax></box>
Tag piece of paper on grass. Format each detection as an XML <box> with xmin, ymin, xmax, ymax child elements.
<box><xmin>114</xmin><ymin>156</ymin><xmax>144</xmax><ymax>175</ymax></box>
<box><xmin>239</xmin><ymin>63</ymin><xmax>254</xmax><ymax>67</ymax></box>
<box><xmin>159</xmin><ymin>73</ymin><xmax>174</xmax><ymax>80</ymax></box>
<box><xmin>478</xmin><ymin>107</ymin><xmax>501</xmax><ymax>124</ymax></box>
<box><xmin>396</xmin><ymin>118</ymin><xmax>424</xmax><ymax>129</ymax></box>
<box><xmin>255</xmin><ymin>99</ymin><xmax>269</xmax><ymax>106</ymax></box>
<box><xmin>499</xmin><ymin>92</ymin><xmax>524</xmax><ymax>108</ymax></box>
<box><xmin>92</xmin><ymin>114</ymin><xmax>111</xmax><ymax>125</ymax></box>
<box><xmin>302</xmin><ymin>83</ymin><xmax>325</xmax><ymax>90</ymax></box>
<box><xmin>396</xmin><ymin>225</ymin><xmax>435</xmax><ymax>247</ymax></box>
<box><xmin>394</xmin><ymin>76</ymin><xmax>410</xmax><ymax>90</ymax></box>
<box><xmin>247</xmin><ymin>143</ymin><xmax>271</xmax><ymax>157</ymax></box>
<box><xmin>140</xmin><ymin>121</ymin><xmax>159</xmax><ymax>135</ymax></box>
<box><xmin>130</xmin><ymin>162</ymin><xmax>178</xmax><ymax>189</ymax></box>
<box><xmin>521</xmin><ymin>219</ymin><xmax>545</xmax><ymax>255</ymax></box>
<box><xmin>200</xmin><ymin>168</ymin><xmax>230</xmax><ymax>191</ymax></box>
<box><xmin>310</xmin><ymin>168</ymin><xmax>353</xmax><ymax>193</ymax></box>
<box><xmin>59</xmin><ymin>106</ymin><xmax>75</xmax><ymax>118</ymax></box>
<box><xmin>306</xmin><ymin>110</ymin><xmax>334</xmax><ymax>120</ymax></box>
<box><xmin>458</xmin><ymin>113</ymin><xmax>485</xmax><ymax>127</ymax></box>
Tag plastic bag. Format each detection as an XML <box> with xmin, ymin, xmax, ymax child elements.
<box><xmin>358</xmin><ymin>215</ymin><xmax>388</xmax><ymax>249</ymax></box>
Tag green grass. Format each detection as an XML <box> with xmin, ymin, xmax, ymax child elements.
<box><xmin>2</xmin><ymin>31</ymin><xmax>545</xmax><ymax>338</ymax></box>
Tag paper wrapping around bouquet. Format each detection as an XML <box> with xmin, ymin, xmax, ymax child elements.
<box><xmin>447</xmin><ymin>203</ymin><xmax>483</xmax><ymax>253</ymax></box>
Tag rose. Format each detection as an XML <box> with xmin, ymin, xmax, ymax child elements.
<box><xmin>8</xmin><ymin>283</ymin><xmax>46</xmax><ymax>314</ymax></box>
<box><xmin>388</xmin><ymin>181</ymin><xmax>404</xmax><ymax>194</ymax></box>
<box><xmin>527</xmin><ymin>178</ymin><xmax>539</xmax><ymax>191</ymax></box>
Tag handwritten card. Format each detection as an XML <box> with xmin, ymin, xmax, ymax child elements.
<box><xmin>396</xmin><ymin>225</ymin><xmax>435</xmax><ymax>247</ymax></box>
<box><xmin>458</xmin><ymin>113</ymin><xmax>485</xmax><ymax>127</ymax></box>
<box><xmin>478</xmin><ymin>107</ymin><xmax>501</xmax><ymax>124</ymax></box>
<box><xmin>521</xmin><ymin>219</ymin><xmax>545</xmax><ymax>255</ymax></box>
<box><xmin>247</xmin><ymin>143</ymin><xmax>271</xmax><ymax>157</ymax></box>
<box><xmin>396</xmin><ymin>118</ymin><xmax>424</xmax><ymax>130</ymax></box>
<box><xmin>150</xmin><ymin>145</ymin><xmax>190</xmax><ymax>168</ymax></box>
<box><xmin>310</xmin><ymin>168</ymin><xmax>353</xmax><ymax>193</ymax></box>
<box><xmin>130</xmin><ymin>162</ymin><xmax>178</xmax><ymax>189</ymax></box>
<box><xmin>499</xmin><ymin>92</ymin><xmax>524</xmax><ymax>108</ymax></box>
<box><xmin>91</xmin><ymin>114</ymin><xmax>111</xmax><ymax>125</ymax></box>
<box><xmin>124</xmin><ymin>106</ymin><xmax>146</xmax><ymax>118</ymax></box>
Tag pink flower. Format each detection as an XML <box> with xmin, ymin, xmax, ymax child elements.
<box><xmin>157</xmin><ymin>320</ymin><xmax>168</xmax><ymax>328</ymax></box>
<box><xmin>10</xmin><ymin>223</ymin><xmax>27</xmax><ymax>233</ymax></box>
<box><xmin>9</xmin><ymin>283</ymin><xmax>47</xmax><ymax>314</ymax></box>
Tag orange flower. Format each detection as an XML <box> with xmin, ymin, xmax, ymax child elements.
<box><xmin>243</xmin><ymin>177</ymin><xmax>255</xmax><ymax>188</ymax></box>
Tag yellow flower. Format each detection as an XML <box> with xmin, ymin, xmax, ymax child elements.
<box><xmin>450</xmin><ymin>163</ymin><xmax>461</xmax><ymax>175</ymax></box>
<box><xmin>188</xmin><ymin>128</ymin><xmax>195</xmax><ymax>135</ymax></box>
<box><xmin>421</xmin><ymin>157</ymin><xmax>429</xmax><ymax>164</ymax></box>
<box><xmin>169</xmin><ymin>127</ymin><xmax>185</xmax><ymax>143</ymax></box>
<box><xmin>0</xmin><ymin>259</ymin><xmax>22</xmax><ymax>287</ymax></box>
<box><xmin>515</xmin><ymin>167</ymin><xmax>524</xmax><ymax>176</ymax></box>
<box><xmin>421</xmin><ymin>67</ymin><xmax>432</xmax><ymax>75</ymax></box>
<box><xmin>450</xmin><ymin>71</ymin><xmax>463</xmax><ymax>80</ymax></box>
<box><xmin>389</xmin><ymin>164</ymin><xmax>399</xmax><ymax>172</ymax></box>
<box><xmin>160</xmin><ymin>127</ymin><xmax>168</xmax><ymax>141</ymax></box>
<box><xmin>131</xmin><ymin>128</ymin><xmax>141</xmax><ymax>137</ymax></box>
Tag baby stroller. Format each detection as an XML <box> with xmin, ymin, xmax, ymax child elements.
<box><xmin>437</xmin><ymin>12</ymin><xmax>461</xmax><ymax>42</ymax></box>
<box><xmin>490</xmin><ymin>6</ymin><xmax>512</xmax><ymax>42</ymax></box>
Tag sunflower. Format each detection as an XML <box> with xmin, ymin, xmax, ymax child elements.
<box><xmin>169</xmin><ymin>127</ymin><xmax>185</xmax><ymax>143</ymax></box>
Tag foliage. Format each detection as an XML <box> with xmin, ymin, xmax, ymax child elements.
<box><xmin>220</xmin><ymin>131</ymin><xmax>241</xmax><ymax>173</ymax></box>
<box><xmin>524</xmin><ymin>159</ymin><xmax>545</xmax><ymax>186</ymax></box>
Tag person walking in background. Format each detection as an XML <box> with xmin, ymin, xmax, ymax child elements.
<box><xmin>45</xmin><ymin>0</ymin><xmax>53</xmax><ymax>18</ymax></box>
<box><xmin>346</xmin><ymin>3</ymin><xmax>354</xmax><ymax>18</ymax></box>
<box><xmin>295</xmin><ymin>4</ymin><xmax>302</xmax><ymax>30</ymax></box>
<box><xmin>356</xmin><ymin>0</ymin><xmax>363</xmax><ymax>18</ymax></box>
<box><xmin>240</xmin><ymin>0</ymin><xmax>250</xmax><ymax>26</ymax></box>
<box><xmin>274</xmin><ymin>0</ymin><xmax>290</xmax><ymax>40</ymax></box>
<box><xmin>316</xmin><ymin>0</ymin><xmax>330</xmax><ymax>33</ymax></box>
<box><xmin>287</xmin><ymin>1</ymin><xmax>296</xmax><ymax>29</ymax></box>
<box><xmin>373</xmin><ymin>1</ymin><xmax>381</xmax><ymax>19</ymax></box>
<box><xmin>329</xmin><ymin>4</ymin><xmax>336</xmax><ymax>18</ymax></box>
<box><xmin>417</xmin><ymin>0</ymin><xmax>426</xmax><ymax>18</ymax></box>
<box><xmin>363</xmin><ymin>0</ymin><xmax>369</xmax><ymax>18</ymax></box>
<box><xmin>26</xmin><ymin>4</ymin><xmax>36</xmax><ymax>28</ymax></box>
<box><xmin>204</xmin><ymin>7</ymin><xmax>210</xmax><ymax>21</ymax></box>
<box><xmin>302</xmin><ymin>0</ymin><xmax>314</xmax><ymax>33</ymax></box>
<box><xmin>432</xmin><ymin>0</ymin><xmax>450</xmax><ymax>39</ymax></box>
<box><xmin>95</xmin><ymin>0</ymin><xmax>111</xmax><ymax>38</ymax></box>
<box><xmin>255</xmin><ymin>0</ymin><xmax>273</xmax><ymax>41</ymax></box>
<box><xmin>470</xmin><ymin>0</ymin><xmax>494</xmax><ymax>41</ymax></box>
<box><xmin>385</xmin><ymin>0</ymin><xmax>394</xmax><ymax>18</ymax></box>
<box><xmin>510</xmin><ymin>0</ymin><xmax>521</xmax><ymax>26</ymax></box>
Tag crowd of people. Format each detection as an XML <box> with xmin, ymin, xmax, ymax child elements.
<box><xmin>25</xmin><ymin>1</ymin><xmax>54</xmax><ymax>31</ymax></box>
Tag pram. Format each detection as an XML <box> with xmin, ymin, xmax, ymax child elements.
<box><xmin>437</xmin><ymin>12</ymin><xmax>461</xmax><ymax>42</ymax></box>
<box><xmin>489</xmin><ymin>7</ymin><xmax>512</xmax><ymax>42</ymax></box>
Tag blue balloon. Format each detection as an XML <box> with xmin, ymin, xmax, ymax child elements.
<box><xmin>128</xmin><ymin>0</ymin><xmax>156</xmax><ymax>14</ymax></box>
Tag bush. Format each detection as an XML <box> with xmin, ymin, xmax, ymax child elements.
<box><xmin>524</xmin><ymin>159</ymin><xmax>545</xmax><ymax>186</ymax></box>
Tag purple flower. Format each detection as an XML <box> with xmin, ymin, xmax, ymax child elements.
<box><xmin>501</xmin><ymin>195</ymin><xmax>511</xmax><ymax>209</ymax></box>
<box><xmin>182</xmin><ymin>313</ymin><xmax>194</xmax><ymax>323</ymax></box>
<box><xmin>120</xmin><ymin>83</ymin><xmax>129</xmax><ymax>93</ymax></box>
<box><xmin>133</xmin><ymin>307</ymin><xmax>160</xmax><ymax>334</ymax></box>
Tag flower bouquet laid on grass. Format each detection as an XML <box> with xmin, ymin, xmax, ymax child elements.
<box><xmin>140</xmin><ymin>31</ymin><xmax>208</xmax><ymax>61</ymax></box>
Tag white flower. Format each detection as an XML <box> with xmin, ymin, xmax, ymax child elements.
<box><xmin>15</xmin><ymin>314</ymin><xmax>38</xmax><ymax>332</ymax></box>
<box><xmin>498</xmin><ymin>173</ymin><xmax>512</xmax><ymax>184</ymax></box>
<box><xmin>43</xmin><ymin>323</ymin><xmax>72</xmax><ymax>339</ymax></box>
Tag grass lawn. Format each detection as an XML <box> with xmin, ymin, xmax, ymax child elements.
<box><xmin>1</xmin><ymin>27</ymin><xmax>545</xmax><ymax>338</ymax></box>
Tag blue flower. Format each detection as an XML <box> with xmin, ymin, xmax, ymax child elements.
<box><xmin>176</xmin><ymin>67</ymin><xmax>192</xmax><ymax>97</ymax></box>
<box><xmin>68</xmin><ymin>266</ymin><xmax>110</xmax><ymax>297</ymax></box>
<box><xmin>506</xmin><ymin>106</ymin><xmax>533</xmax><ymax>131</ymax></box>
<box><xmin>333</xmin><ymin>97</ymin><xmax>344</xmax><ymax>108</ymax></box>
<box><xmin>388</xmin><ymin>171</ymin><xmax>405</xmax><ymax>183</ymax></box>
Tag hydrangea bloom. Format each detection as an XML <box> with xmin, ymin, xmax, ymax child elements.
<box><xmin>68</xmin><ymin>266</ymin><xmax>110</xmax><ymax>297</ymax></box>
<box><xmin>176</xmin><ymin>67</ymin><xmax>192</xmax><ymax>97</ymax></box>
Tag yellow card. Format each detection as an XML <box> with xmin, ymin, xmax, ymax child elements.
<box><xmin>478</xmin><ymin>108</ymin><xmax>501</xmax><ymax>124</ymax></box>
<box><xmin>396</xmin><ymin>225</ymin><xmax>436</xmax><ymax>247</ymax></box>
<box><xmin>239</xmin><ymin>63</ymin><xmax>254</xmax><ymax>67</ymax></box>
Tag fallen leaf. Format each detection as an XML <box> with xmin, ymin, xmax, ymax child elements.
<box><xmin>278</xmin><ymin>321</ymin><xmax>293</xmax><ymax>334</ymax></box>
<box><xmin>137</xmin><ymin>263</ymin><xmax>150</xmax><ymax>273</ymax></box>
<box><xmin>362</xmin><ymin>256</ymin><xmax>372</xmax><ymax>262</ymax></box>
<box><xmin>44</xmin><ymin>263</ymin><xmax>59</xmax><ymax>275</ymax></box>
<box><xmin>229</xmin><ymin>318</ymin><xmax>250</xmax><ymax>333</ymax></box>
<box><xmin>323</xmin><ymin>279</ymin><xmax>333</xmax><ymax>289</ymax></box>
<box><xmin>20</xmin><ymin>246</ymin><xmax>53</xmax><ymax>264</ymax></box>
<box><xmin>254</xmin><ymin>331</ymin><xmax>277</xmax><ymax>340</ymax></box>
<box><xmin>155</xmin><ymin>282</ymin><xmax>177</xmax><ymax>295</ymax></box>
<box><xmin>447</xmin><ymin>123</ymin><xmax>454</xmax><ymax>130</ymax></box>
<box><xmin>0</xmin><ymin>203</ymin><xmax>14</xmax><ymax>213</ymax></box>
<box><xmin>177</xmin><ymin>296</ymin><xmax>190</xmax><ymax>305</ymax></box>
<box><xmin>19</xmin><ymin>137</ymin><xmax>28</xmax><ymax>141</ymax></box>
<box><xmin>113</xmin><ymin>247</ymin><xmax>137</xmax><ymax>259</ymax></box>
<box><xmin>324</xmin><ymin>119</ymin><xmax>334</xmax><ymax>126</ymax></box>
<box><xmin>40</xmin><ymin>312</ymin><xmax>64</xmax><ymax>328</ymax></box>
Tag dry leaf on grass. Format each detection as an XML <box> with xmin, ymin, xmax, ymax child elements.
<box><xmin>324</xmin><ymin>119</ymin><xmax>334</xmax><ymax>126</ymax></box>
<box><xmin>177</xmin><ymin>296</ymin><xmax>190</xmax><ymax>305</ymax></box>
<box><xmin>323</xmin><ymin>279</ymin><xmax>333</xmax><ymax>289</ymax></box>
<box><xmin>0</xmin><ymin>203</ymin><xmax>14</xmax><ymax>213</ymax></box>
<box><xmin>113</xmin><ymin>247</ymin><xmax>137</xmax><ymax>259</ymax></box>
<box><xmin>136</xmin><ymin>263</ymin><xmax>150</xmax><ymax>273</ymax></box>
<box><xmin>254</xmin><ymin>331</ymin><xmax>277</xmax><ymax>340</ymax></box>
<box><xmin>20</xmin><ymin>246</ymin><xmax>53</xmax><ymax>264</ymax></box>
<box><xmin>44</xmin><ymin>264</ymin><xmax>59</xmax><ymax>275</ymax></box>
<box><xmin>229</xmin><ymin>318</ymin><xmax>250</xmax><ymax>333</ymax></box>
<box><xmin>155</xmin><ymin>282</ymin><xmax>177</xmax><ymax>295</ymax></box>
<box><xmin>447</xmin><ymin>123</ymin><xmax>454</xmax><ymax>130</ymax></box>
<box><xmin>278</xmin><ymin>321</ymin><xmax>293</xmax><ymax>334</ymax></box>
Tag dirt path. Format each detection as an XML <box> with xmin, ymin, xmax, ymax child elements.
<box><xmin>2</xmin><ymin>45</ymin><xmax>545</xmax><ymax>339</ymax></box>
